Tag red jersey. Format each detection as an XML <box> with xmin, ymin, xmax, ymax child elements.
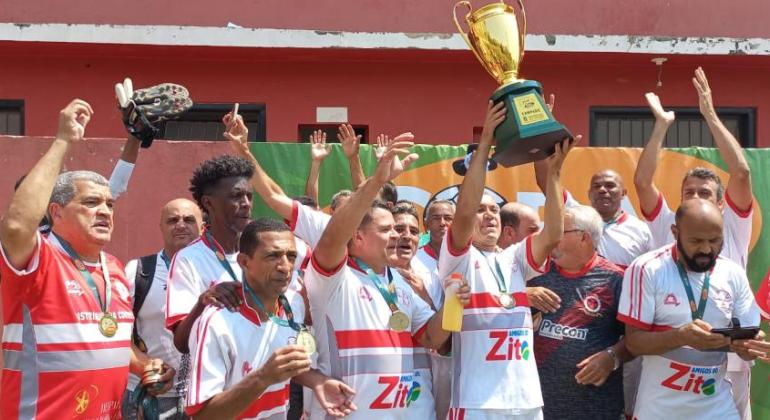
<box><xmin>1</xmin><ymin>233</ymin><xmax>134</xmax><ymax>419</ymax></box>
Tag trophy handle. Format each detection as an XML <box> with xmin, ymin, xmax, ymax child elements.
<box><xmin>452</xmin><ymin>1</ymin><xmax>474</xmax><ymax>50</ymax></box>
<box><xmin>514</xmin><ymin>0</ymin><xmax>527</xmax><ymax>62</ymax></box>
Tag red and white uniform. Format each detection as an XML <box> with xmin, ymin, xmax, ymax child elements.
<box><xmin>288</xmin><ymin>201</ymin><xmax>331</xmax><ymax>249</ymax></box>
<box><xmin>437</xmin><ymin>232</ymin><xmax>544</xmax><ymax>418</ymax></box>
<box><xmin>756</xmin><ymin>269</ymin><xmax>770</xmax><ymax>320</ymax></box>
<box><xmin>304</xmin><ymin>256</ymin><xmax>436</xmax><ymax>420</ymax></box>
<box><xmin>641</xmin><ymin>192</ymin><xmax>752</xmax><ymax>269</ymax></box>
<box><xmin>565</xmin><ymin>191</ymin><xmax>653</xmax><ymax>268</ymax></box>
<box><xmin>617</xmin><ymin>245</ymin><xmax>760</xmax><ymax>420</ymax></box>
<box><xmin>413</xmin><ymin>244</ymin><xmax>444</xmax><ymax>309</ymax></box>
<box><xmin>186</xmin><ymin>289</ymin><xmax>306</xmax><ymax>419</ymax></box>
<box><xmin>165</xmin><ymin>233</ymin><xmax>242</xmax><ymax>329</ymax></box>
<box><xmin>1</xmin><ymin>233</ymin><xmax>134</xmax><ymax>419</ymax></box>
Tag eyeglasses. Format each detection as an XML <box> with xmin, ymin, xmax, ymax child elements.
<box><xmin>563</xmin><ymin>229</ymin><xmax>584</xmax><ymax>234</ymax></box>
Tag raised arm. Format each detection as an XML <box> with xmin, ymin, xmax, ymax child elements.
<box><xmin>529</xmin><ymin>138</ymin><xmax>577</xmax><ymax>264</ymax></box>
<box><xmin>313</xmin><ymin>135</ymin><xmax>417</xmax><ymax>271</ymax></box>
<box><xmin>0</xmin><ymin>100</ymin><xmax>92</xmax><ymax>268</ymax></box>
<box><xmin>533</xmin><ymin>94</ymin><xmax>556</xmax><ymax>194</ymax></box>
<box><xmin>449</xmin><ymin>101</ymin><xmax>506</xmax><ymax>251</ymax></box>
<box><xmin>634</xmin><ymin>92</ymin><xmax>675</xmax><ymax>215</ymax></box>
<box><xmin>305</xmin><ymin>130</ymin><xmax>330</xmax><ymax>207</ymax></box>
<box><xmin>223</xmin><ymin>113</ymin><xmax>294</xmax><ymax>219</ymax></box>
<box><xmin>338</xmin><ymin>124</ymin><xmax>366</xmax><ymax>190</ymax></box>
<box><xmin>693</xmin><ymin>67</ymin><xmax>752</xmax><ymax>210</ymax></box>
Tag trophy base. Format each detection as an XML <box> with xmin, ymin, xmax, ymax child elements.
<box><xmin>491</xmin><ymin>80</ymin><xmax>573</xmax><ymax>167</ymax></box>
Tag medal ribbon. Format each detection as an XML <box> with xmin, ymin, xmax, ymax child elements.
<box><xmin>675</xmin><ymin>262</ymin><xmax>711</xmax><ymax>321</ymax></box>
<box><xmin>355</xmin><ymin>259</ymin><xmax>401</xmax><ymax>314</ymax></box>
<box><xmin>203</xmin><ymin>230</ymin><xmax>239</xmax><ymax>282</ymax></box>
<box><xmin>480</xmin><ymin>250</ymin><xmax>508</xmax><ymax>295</ymax></box>
<box><xmin>604</xmin><ymin>210</ymin><xmax>624</xmax><ymax>226</ymax></box>
<box><xmin>53</xmin><ymin>233</ymin><xmax>112</xmax><ymax>314</ymax></box>
<box><xmin>242</xmin><ymin>277</ymin><xmax>302</xmax><ymax>331</ymax></box>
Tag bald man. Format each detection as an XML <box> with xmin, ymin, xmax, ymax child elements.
<box><xmin>619</xmin><ymin>199</ymin><xmax>766</xmax><ymax>420</ymax></box>
<box><xmin>498</xmin><ymin>202</ymin><xmax>541</xmax><ymax>249</ymax></box>
<box><xmin>121</xmin><ymin>198</ymin><xmax>204</xmax><ymax>418</ymax></box>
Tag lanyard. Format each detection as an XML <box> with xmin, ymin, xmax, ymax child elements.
<box><xmin>242</xmin><ymin>277</ymin><xmax>302</xmax><ymax>331</ymax></box>
<box><xmin>479</xmin><ymin>249</ymin><xmax>508</xmax><ymax>294</ymax></box>
<box><xmin>53</xmin><ymin>233</ymin><xmax>111</xmax><ymax>313</ymax></box>
<box><xmin>203</xmin><ymin>230</ymin><xmax>239</xmax><ymax>282</ymax></box>
<box><xmin>604</xmin><ymin>210</ymin><xmax>623</xmax><ymax>226</ymax></box>
<box><xmin>675</xmin><ymin>262</ymin><xmax>711</xmax><ymax>321</ymax></box>
<box><xmin>355</xmin><ymin>259</ymin><xmax>401</xmax><ymax>313</ymax></box>
<box><xmin>159</xmin><ymin>250</ymin><xmax>171</xmax><ymax>270</ymax></box>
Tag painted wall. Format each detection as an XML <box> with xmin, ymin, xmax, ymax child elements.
<box><xmin>2</xmin><ymin>0</ymin><xmax>769</xmax><ymax>38</ymax></box>
<box><xmin>1</xmin><ymin>42</ymin><xmax>769</xmax><ymax>146</ymax></box>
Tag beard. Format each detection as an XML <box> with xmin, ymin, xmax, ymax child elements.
<box><xmin>676</xmin><ymin>239</ymin><xmax>718</xmax><ymax>273</ymax></box>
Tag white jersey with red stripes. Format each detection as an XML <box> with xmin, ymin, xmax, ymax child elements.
<box><xmin>165</xmin><ymin>233</ymin><xmax>242</xmax><ymax>329</ymax></box>
<box><xmin>564</xmin><ymin>191</ymin><xmax>653</xmax><ymax>268</ymax></box>
<box><xmin>289</xmin><ymin>201</ymin><xmax>331</xmax><ymax>249</ymax></box>
<box><xmin>1</xmin><ymin>233</ymin><xmax>134</xmax><ymax>419</ymax></box>
<box><xmin>186</xmin><ymin>288</ymin><xmax>306</xmax><ymax>419</ymax></box>
<box><xmin>412</xmin><ymin>244</ymin><xmax>444</xmax><ymax>309</ymax></box>
<box><xmin>641</xmin><ymin>192</ymin><xmax>752</xmax><ymax>269</ymax></box>
<box><xmin>304</xmin><ymin>256</ymin><xmax>436</xmax><ymax>420</ymax></box>
<box><xmin>756</xmin><ymin>269</ymin><xmax>770</xmax><ymax>320</ymax></box>
<box><xmin>437</xmin><ymin>231</ymin><xmax>544</xmax><ymax>411</ymax></box>
<box><xmin>617</xmin><ymin>245</ymin><xmax>760</xmax><ymax>420</ymax></box>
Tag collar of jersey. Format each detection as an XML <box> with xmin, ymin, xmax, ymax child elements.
<box><xmin>420</xmin><ymin>244</ymin><xmax>438</xmax><ymax>260</ymax></box>
<box><xmin>48</xmin><ymin>233</ymin><xmax>101</xmax><ymax>268</ymax></box>
<box><xmin>554</xmin><ymin>252</ymin><xmax>600</xmax><ymax>278</ymax></box>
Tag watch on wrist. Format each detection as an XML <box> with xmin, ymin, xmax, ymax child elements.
<box><xmin>606</xmin><ymin>347</ymin><xmax>621</xmax><ymax>371</ymax></box>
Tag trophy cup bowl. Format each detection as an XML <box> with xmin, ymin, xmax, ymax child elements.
<box><xmin>454</xmin><ymin>0</ymin><xmax>572</xmax><ymax>167</ymax></box>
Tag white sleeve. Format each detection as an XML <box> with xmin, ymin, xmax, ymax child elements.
<box><xmin>436</xmin><ymin>230</ymin><xmax>472</xmax><ymax>285</ymax></box>
<box><xmin>617</xmin><ymin>256</ymin><xmax>658</xmax><ymax>330</ymax></box>
<box><xmin>289</xmin><ymin>201</ymin><xmax>331</xmax><ymax>248</ymax></box>
<box><xmin>641</xmin><ymin>192</ymin><xmax>676</xmax><ymax>249</ymax></box>
<box><xmin>731</xmin><ymin>268</ymin><xmax>761</xmax><ymax>327</ymax></box>
<box><xmin>124</xmin><ymin>259</ymin><xmax>138</xmax><ymax>296</ymax></box>
<box><xmin>165</xmin><ymin>254</ymin><xmax>205</xmax><ymax>328</ymax></box>
<box><xmin>303</xmin><ymin>253</ymin><xmax>347</xmax><ymax>308</ymax></box>
<box><xmin>564</xmin><ymin>189</ymin><xmax>580</xmax><ymax>208</ymax></box>
<box><xmin>723</xmin><ymin>192</ymin><xmax>753</xmax><ymax>269</ymax></box>
<box><xmin>510</xmin><ymin>235</ymin><xmax>549</xmax><ymax>282</ymax></box>
<box><xmin>109</xmin><ymin>159</ymin><xmax>135</xmax><ymax>200</ymax></box>
<box><xmin>186</xmin><ymin>308</ymin><xmax>231</xmax><ymax>414</ymax></box>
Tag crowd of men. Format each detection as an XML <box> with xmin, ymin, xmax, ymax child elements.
<box><xmin>1</xmin><ymin>68</ymin><xmax>770</xmax><ymax>420</ymax></box>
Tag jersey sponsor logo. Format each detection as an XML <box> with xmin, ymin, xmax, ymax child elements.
<box><xmin>74</xmin><ymin>385</ymin><xmax>99</xmax><ymax>415</ymax></box>
<box><xmin>77</xmin><ymin>311</ymin><xmax>133</xmax><ymax>321</ymax></box>
<box><xmin>370</xmin><ymin>373</ymin><xmax>422</xmax><ymax>409</ymax></box>
<box><xmin>713</xmin><ymin>289</ymin><xmax>734</xmax><ymax>312</ymax></box>
<box><xmin>538</xmin><ymin>319</ymin><xmax>588</xmax><ymax>341</ymax></box>
<box><xmin>66</xmin><ymin>279</ymin><xmax>86</xmax><ymax>297</ymax></box>
<box><xmin>485</xmin><ymin>330</ymin><xmax>531</xmax><ymax>361</ymax></box>
<box><xmin>661</xmin><ymin>362</ymin><xmax>717</xmax><ymax>396</ymax></box>
<box><xmin>395</xmin><ymin>287</ymin><xmax>412</xmax><ymax>308</ymax></box>
<box><xmin>664</xmin><ymin>293</ymin><xmax>681</xmax><ymax>306</ymax></box>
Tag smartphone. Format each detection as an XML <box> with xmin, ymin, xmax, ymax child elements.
<box><xmin>711</xmin><ymin>326</ymin><xmax>760</xmax><ymax>340</ymax></box>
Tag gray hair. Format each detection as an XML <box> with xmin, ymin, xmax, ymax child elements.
<box><xmin>50</xmin><ymin>171</ymin><xmax>109</xmax><ymax>206</ymax></box>
<box><xmin>566</xmin><ymin>205</ymin><xmax>603</xmax><ymax>249</ymax></box>
<box><xmin>330</xmin><ymin>189</ymin><xmax>353</xmax><ymax>211</ymax></box>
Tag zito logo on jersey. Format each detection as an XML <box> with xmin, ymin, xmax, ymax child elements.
<box><xmin>661</xmin><ymin>362</ymin><xmax>717</xmax><ymax>396</ymax></box>
<box><xmin>486</xmin><ymin>330</ymin><xmax>530</xmax><ymax>361</ymax></box>
<box><xmin>371</xmin><ymin>374</ymin><xmax>422</xmax><ymax>409</ymax></box>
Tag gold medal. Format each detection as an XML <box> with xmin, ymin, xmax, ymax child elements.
<box><xmin>296</xmin><ymin>329</ymin><xmax>317</xmax><ymax>354</ymax></box>
<box><xmin>388</xmin><ymin>310</ymin><xmax>411</xmax><ymax>332</ymax></box>
<box><xmin>98</xmin><ymin>313</ymin><xmax>118</xmax><ymax>337</ymax></box>
<box><xmin>499</xmin><ymin>293</ymin><xmax>514</xmax><ymax>309</ymax></box>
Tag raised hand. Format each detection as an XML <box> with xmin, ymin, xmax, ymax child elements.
<box><xmin>372</xmin><ymin>133</ymin><xmax>418</xmax><ymax>183</ymax></box>
<box><xmin>309</xmin><ymin>130</ymin><xmax>331</xmax><ymax>162</ymax></box>
<box><xmin>222</xmin><ymin>112</ymin><xmax>250</xmax><ymax>157</ymax></box>
<box><xmin>57</xmin><ymin>99</ymin><xmax>93</xmax><ymax>143</ymax></box>
<box><xmin>479</xmin><ymin>101</ymin><xmax>506</xmax><ymax>147</ymax></box>
<box><xmin>546</xmin><ymin>135</ymin><xmax>580</xmax><ymax>173</ymax></box>
<box><xmin>645</xmin><ymin>92</ymin><xmax>675</xmax><ymax>125</ymax></box>
<box><xmin>337</xmin><ymin>124</ymin><xmax>361</xmax><ymax>159</ymax></box>
<box><xmin>375</xmin><ymin>134</ymin><xmax>390</xmax><ymax>161</ymax></box>
<box><xmin>692</xmin><ymin>66</ymin><xmax>717</xmax><ymax>120</ymax></box>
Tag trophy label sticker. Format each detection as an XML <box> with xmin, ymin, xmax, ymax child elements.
<box><xmin>513</xmin><ymin>94</ymin><xmax>549</xmax><ymax>126</ymax></box>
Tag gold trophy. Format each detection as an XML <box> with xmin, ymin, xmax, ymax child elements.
<box><xmin>454</xmin><ymin>0</ymin><xmax>571</xmax><ymax>167</ymax></box>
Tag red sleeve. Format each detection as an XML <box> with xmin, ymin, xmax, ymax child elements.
<box><xmin>724</xmin><ymin>190</ymin><xmax>753</xmax><ymax>219</ymax></box>
<box><xmin>446</xmin><ymin>228</ymin><xmax>471</xmax><ymax>257</ymax></box>
<box><xmin>640</xmin><ymin>192</ymin><xmax>664</xmax><ymax>222</ymax></box>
